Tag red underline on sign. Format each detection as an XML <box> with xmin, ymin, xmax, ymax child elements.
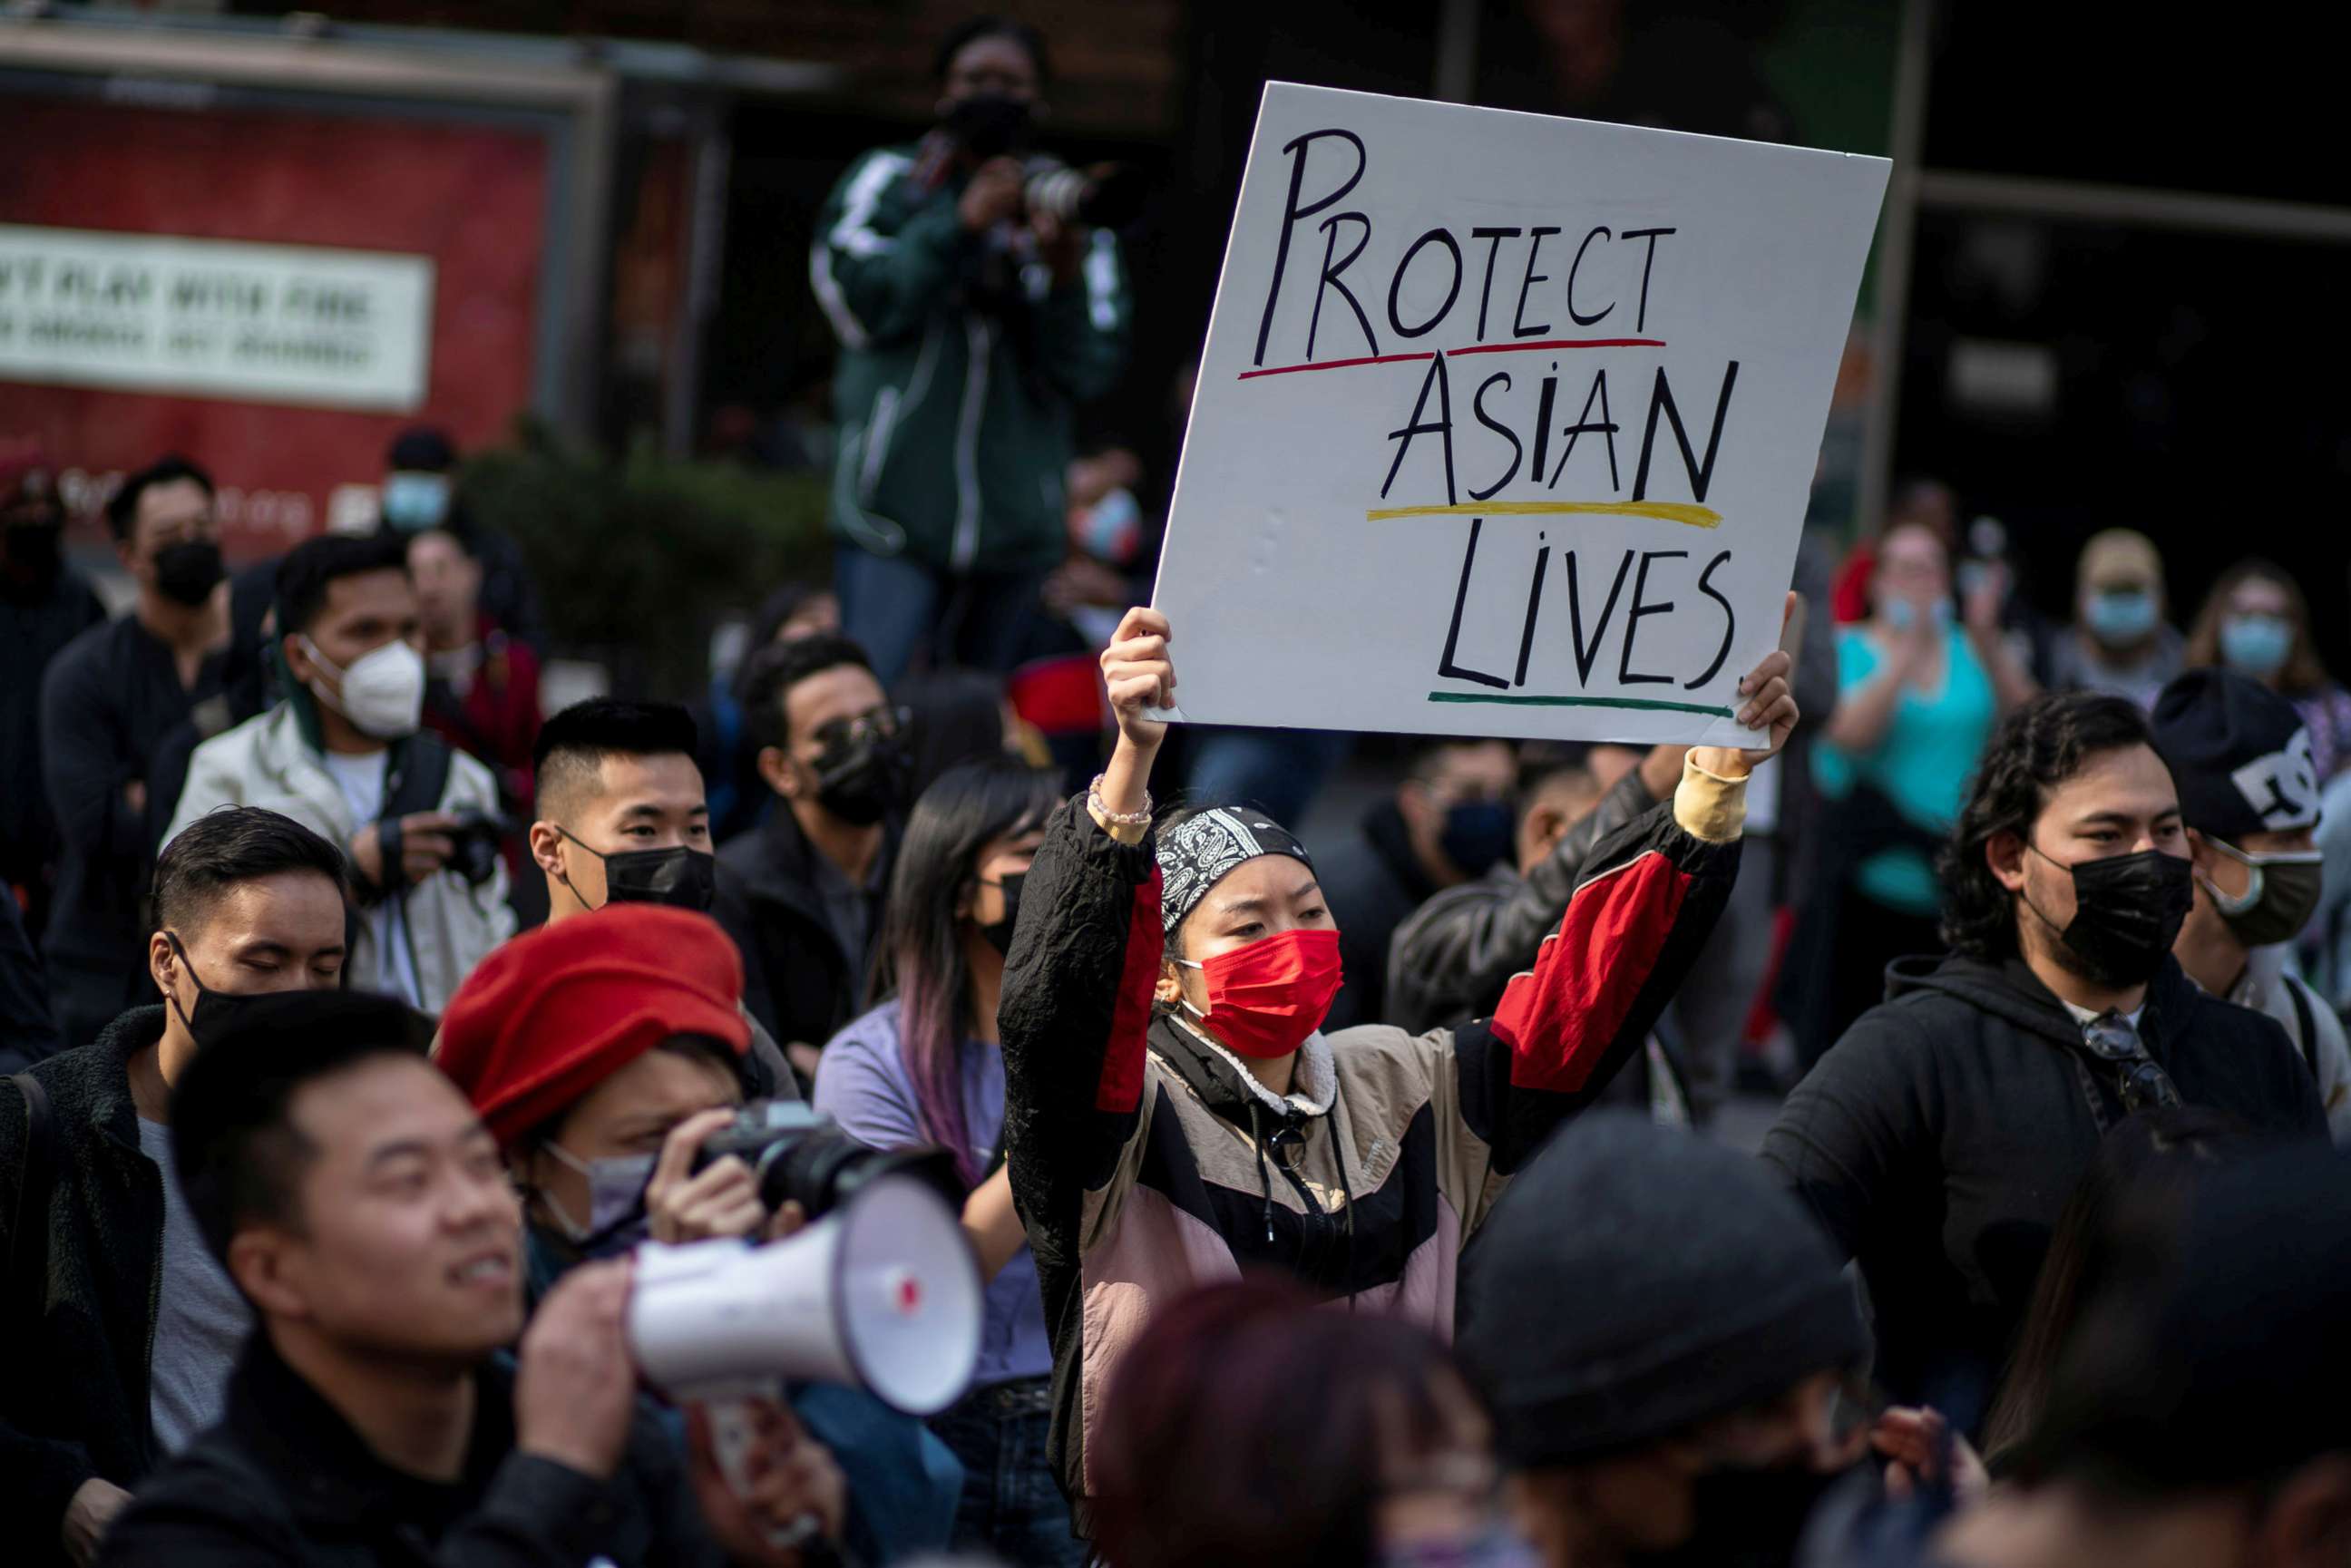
<box><xmin>1235</xmin><ymin>351</ymin><xmax>1436</xmax><ymax>379</ymax></box>
<box><xmin>1447</xmin><ymin>336</ymin><xmax>1667</xmax><ymax>356</ymax></box>
<box><xmin>1238</xmin><ymin>338</ymin><xmax>1667</xmax><ymax>380</ymax></box>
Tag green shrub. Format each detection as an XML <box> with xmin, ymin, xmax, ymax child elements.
<box><xmin>462</xmin><ymin>424</ymin><xmax>831</xmax><ymax>698</ymax></box>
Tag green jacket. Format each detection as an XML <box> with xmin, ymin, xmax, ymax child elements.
<box><xmin>811</xmin><ymin>143</ymin><xmax>1131</xmax><ymax>576</ymax></box>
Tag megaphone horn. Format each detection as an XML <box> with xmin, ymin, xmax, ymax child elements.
<box><xmin>627</xmin><ymin>1171</ymin><xmax>983</xmax><ymax>1416</ymax></box>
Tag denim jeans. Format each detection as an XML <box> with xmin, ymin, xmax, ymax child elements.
<box><xmin>926</xmin><ymin>1378</ymin><xmax>1088</xmax><ymax>1567</ymax></box>
<box><xmin>834</xmin><ymin>544</ymin><xmax>1047</xmax><ymax>687</ymax></box>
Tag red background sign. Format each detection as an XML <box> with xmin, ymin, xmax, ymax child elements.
<box><xmin>0</xmin><ymin>97</ymin><xmax>547</xmax><ymax>559</ymax></box>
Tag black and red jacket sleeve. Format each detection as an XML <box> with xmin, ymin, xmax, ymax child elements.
<box><xmin>997</xmin><ymin>794</ymin><xmax>1161</xmax><ymax>1261</ymax></box>
<box><xmin>1450</xmin><ymin>766</ymin><xmax>1744</xmax><ymax>1172</ymax></box>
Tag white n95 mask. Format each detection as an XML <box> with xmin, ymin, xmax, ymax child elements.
<box><xmin>304</xmin><ymin>636</ymin><xmax>426</xmax><ymax>739</ymax></box>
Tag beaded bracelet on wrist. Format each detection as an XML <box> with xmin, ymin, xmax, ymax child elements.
<box><xmin>1088</xmin><ymin>773</ymin><xmax>1154</xmax><ymax>827</ymax></box>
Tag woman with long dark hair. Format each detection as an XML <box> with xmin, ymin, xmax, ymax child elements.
<box><xmin>812</xmin><ymin>753</ymin><xmax>1075</xmax><ymax>1563</ymax></box>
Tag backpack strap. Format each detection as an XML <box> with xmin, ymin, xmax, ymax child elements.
<box><xmin>373</xmin><ymin>732</ymin><xmax>459</xmax><ymax>896</ymax></box>
<box><xmin>2287</xmin><ymin>973</ymin><xmax>2323</xmax><ymax>1081</ymax></box>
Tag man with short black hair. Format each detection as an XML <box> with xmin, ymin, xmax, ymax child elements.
<box><xmin>166</xmin><ymin>532</ymin><xmax>512</xmax><ymax>1012</ymax></box>
<box><xmin>1765</xmin><ymin>690</ymin><xmax>2327</xmax><ymax>1417</ymax></box>
<box><xmin>531</xmin><ymin>698</ymin><xmax>795</xmax><ymax>1096</ymax></box>
<box><xmin>40</xmin><ymin>453</ymin><xmax>257</xmax><ymax>1049</ymax></box>
<box><xmin>0</xmin><ymin>806</ymin><xmax>351</xmax><ymax>1566</ymax></box>
<box><xmin>102</xmin><ymin>989</ymin><xmax>820</xmax><ymax>1566</ymax></box>
<box><xmin>532</xmin><ymin>699</ymin><xmax>714</xmax><ymax>921</ymax></box>
<box><xmin>716</xmin><ymin>636</ymin><xmax>910</xmax><ymax>1074</ymax></box>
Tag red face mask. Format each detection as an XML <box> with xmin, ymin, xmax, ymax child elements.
<box><xmin>1176</xmin><ymin>928</ymin><xmax>1344</xmax><ymax>1059</ymax></box>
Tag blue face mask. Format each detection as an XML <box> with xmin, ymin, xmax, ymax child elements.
<box><xmin>2221</xmin><ymin>613</ymin><xmax>2295</xmax><ymax>679</ymax></box>
<box><xmin>1885</xmin><ymin>596</ymin><xmax>1953</xmax><ymax>633</ymax></box>
<box><xmin>380</xmin><ymin>471</ymin><xmax>451</xmax><ymax>533</ymax></box>
<box><xmin>2085</xmin><ymin>588</ymin><xmax>2159</xmax><ymax>647</ymax></box>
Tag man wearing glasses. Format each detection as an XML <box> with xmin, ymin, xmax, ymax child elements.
<box><xmin>717</xmin><ymin>633</ymin><xmax>911</xmax><ymax>1085</ymax></box>
<box><xmin>1764</xmin><ymin>690</ymin><xmax>2325</xmax><ymax>1423</ymax></box>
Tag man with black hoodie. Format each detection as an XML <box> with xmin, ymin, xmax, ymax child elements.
<box><xmin>715</xmin><ymin>635</ymin><xmax>909</xmax><ymax>1080</ymax></box>
<box><xmin>1764</xmin><ymin>690</ymin><xmax>2326</xmax><ymax>1419</ymax></box>
<box><xmin>0</xmin><ymin>807</ymin><xmax>351</xmax><ymax>1566</ymax></box>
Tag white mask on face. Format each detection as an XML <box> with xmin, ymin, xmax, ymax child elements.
<box><xmin>302</xmin><ymin>636</ymin><xmax>425</xmax><ymax>739</ymax></box>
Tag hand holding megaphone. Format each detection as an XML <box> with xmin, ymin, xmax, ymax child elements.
<box><xmin>514</xmin><ymin>1257</ymin><xmax>640</xmax><ymax>1482</ymax></box>
<box><xmin>685</xmin><ymin>1397</ymin><xmax>846</xmax><ymax>1564</ymax></box>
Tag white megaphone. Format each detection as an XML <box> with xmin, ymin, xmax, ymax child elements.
<box><xmin>626</xmin><ymin>1170</ymin><xmax>983</xmax><ymax>1415</ymax></box>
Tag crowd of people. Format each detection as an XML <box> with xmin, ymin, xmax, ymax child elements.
<box><xmin>4</xmin><ymin>13</ymin><xmax>2350</xmax><ymax>1568</ymax></box>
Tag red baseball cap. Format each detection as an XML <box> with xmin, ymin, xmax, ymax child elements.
<box><xmin>436</xmin><ymin>905</ymin><xmax>750</xmax><ymax>1148</ymax></box>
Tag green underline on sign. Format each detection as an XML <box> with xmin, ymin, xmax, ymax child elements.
<box><xmin>1365</xmin><ymin>500</ymin><xmax>1722</xmax><ymax>528</ymax></box>
<box><xmin>1427</xmin><ymin>692</ymin><xmax>1735</xmax><ymax>717</ymax></box>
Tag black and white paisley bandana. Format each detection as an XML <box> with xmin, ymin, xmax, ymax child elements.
<box><xmin>1154</xmin><ymin>807</ymin><xmax>1315</xmax><ymax>935</ymax></box>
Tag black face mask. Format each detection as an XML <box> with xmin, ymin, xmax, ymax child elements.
<box><xmin>557</xmin><ymin>828</ymin><xmax>717</xmax><ymax>913</ymax></box>
<box><xmin>1439</xmin><ymin>798</ymin><xmax>1516</xmax><ymax>880</ymax></box>
<box><xmin>944</xmin><ymin>92</ymin><xmax>1035</xmax><ymax>160</ymax></box>
<box><xmin>812</xmin><ymin>731</ymin><xmax>909</xmax><ymax>828</ymax></box>
<box><xmin>153</xmin><ymin>539</ymin><xmax>225</xmax><ymax>607</ymax></box>
<box><xmin>166</xmin><ymin>931</ymin><xmax>337</xmax><ymax>1050</ymax></box>
<box><xmin>2027</xmin><ymin>842</ymin><xmax>2195</xmax><ymax>989</ymax></box>
<box><xmin>980</xmin><ymin>871</ymin><xmax>1025</xmax><ymax>956</ymax></box>
<box><xmin>1625</xmin><ymin>1460</ymin><xmax>1849</xmax><ymax>1568</ymax></box>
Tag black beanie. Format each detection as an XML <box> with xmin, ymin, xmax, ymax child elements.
<box><xmin>2151</xmin><ymin>667</ymin><xmax>2319</xmax><ymax>841</ymax></box>
<box><xmin>1458</xmin><ymin>1112</ymin><xmax>1865</xmax><ymax>1467</ymax></box>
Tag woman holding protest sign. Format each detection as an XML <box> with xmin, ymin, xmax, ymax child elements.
<box><xmin>994</xmin><ymin>603</ymin><xmax>1798</xmax><ymax>1523</ymax></box>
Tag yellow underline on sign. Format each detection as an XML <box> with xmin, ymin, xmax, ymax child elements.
<box><xmin>1363</xmin><ymin>500</ymin><xmax>1722</xmax><ymax>529</ymax></box>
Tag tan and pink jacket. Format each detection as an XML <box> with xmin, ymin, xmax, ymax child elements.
<box><xmin>997</xmin><ymin>760</ymin><xmax>1749</xmax><ymax>1517</ymax></box>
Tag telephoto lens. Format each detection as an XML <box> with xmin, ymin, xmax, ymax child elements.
<box><xmin>691</xmin><ymin>1101</ymin><xmax>963</xmax><ymax>1218</ymax></box>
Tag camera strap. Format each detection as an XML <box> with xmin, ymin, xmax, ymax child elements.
<box><xmin>383</xmin><ymin>730</ymin><xmax>455</xmax><ymax>823</ymax></box>
<box><xmin>372</xmin><ymin>732</ymin><xmax>456</xmax><ymax>896</ymax></box>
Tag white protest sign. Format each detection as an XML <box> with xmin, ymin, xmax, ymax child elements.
<box><xmin>1151</xmin><ymin>83</ymin><xmax>1888</xmax><ymax>745</ymax></box>
<box><xmin>0</xmin><ymin>225</ymin><xmax>434</xmax><ymax>413</ymax></box>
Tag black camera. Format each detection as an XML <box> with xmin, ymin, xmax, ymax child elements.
<box><xmin>691</xmin><ymin>1102</ymin><xmax>962</xmax><ymax>1219</ymax></box>
<box><xmin>1020</xmin><ymin>160</ymin><xmax>1142</xmax><ymax>229</ymax></box>
<box><xmin>445</xmin><ymin>809</ymin><xmax>508</xmax><ymax>887</ymax></box>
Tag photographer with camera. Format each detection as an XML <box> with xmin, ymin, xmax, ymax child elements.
<box><xmin>166</xmin><ymin>533</ymin><xmax>514</xmax><ymax>1013</ymax></box>
<box><xmin>102</xmin><ymin>989</ymin><xmax>839</xmax><ymax>1567</ymax></box>
<box><xmin>436</xmin><ymin>904</ymin><xmax>966</xmax><ymax>1566</ymax></box>
<box><xmin>809</xmin><ymin>15</ymin><xmax>1130</xmax><ymax>686</ymax></box>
